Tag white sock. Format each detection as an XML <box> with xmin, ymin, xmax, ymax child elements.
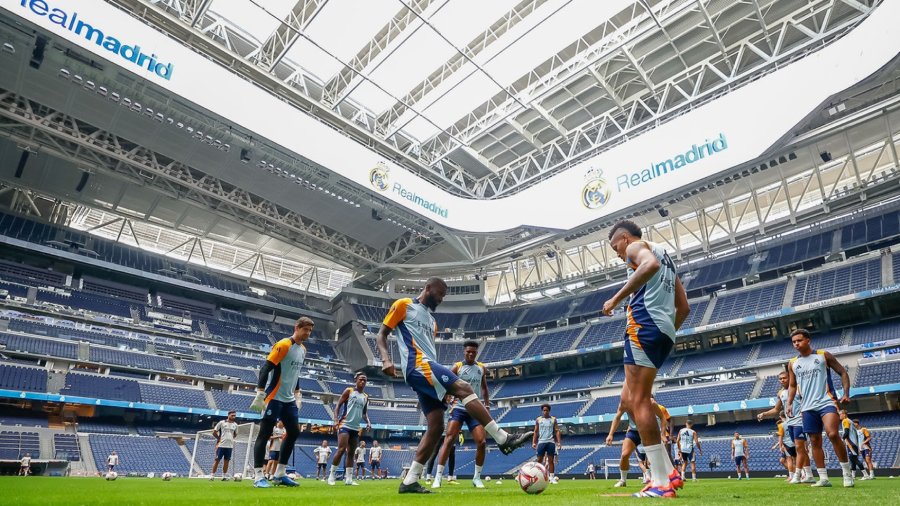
<box><xmin>274</xmin><ymin>463</ymin><xmax>286</xmax><ymax>478</ymax></box>
<box><xmin>804</xmin><ymin>466</ymin><xmax>812</xmax><ymax>479</ymax></box>
<box><xmin>434</xmin><ymin>465</ymin><xmax>444</xmax><ymax>483</ymax></box>
<box><xmin>474</xmin><ymin>465</ymin><xmax>482</xmax><ymax>480</ymax></box>
<box><xmin>645</xmin><ymin>444</ymin><xmax>672</xmax><ymax>487</ymax></box>
<box><xmin>254</xmin><ymin>467</ymin><xmax>264</xmax><ymax>479</ymax></box>
<box><xmin>345</xmin><ymin>468</ymin><xmax>352</xmax><ymax>482</ymax></box>
<box><xmin>691</xmin><ymin>471</ymin><xmax>696</xmax><ymax>480</ymax></box>
<box><xmin>619</xmin><ymin>469</ymin><xmax>627</xmax><ymax>481</ymax></box>
<box><xmin>484</xmin><ymin>421</ymin><xmax>509</xmax><ymax>445</ymax></box>
<box><xmin>817</xmin><ymin>468</ymin><xmax>828</xmax><ymax>481</ymax></box>
<box><xmin>550</xmin><ymin>473</ymin><xmax>555</xmax><ymax>480</ymax></box>
<box><xmin>403</xmin><ymin>461</ymin><xmax>424</xmax><ymax>486</ymax></box>
<box><xmin>839</xmin><ymin>461</ymin><xmax>851</xmax><ymax>477</ymax></box>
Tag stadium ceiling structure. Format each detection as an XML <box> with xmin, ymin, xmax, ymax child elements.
<box><xmin>0</xmin><ymin>0</ymin><xmax>896</xmax><ymax>299</ymax></box>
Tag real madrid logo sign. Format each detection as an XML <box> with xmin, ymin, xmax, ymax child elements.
<box><xmin>370</xmin><ymin>162</ymin><xmax>390</xmax><ymax>192</ymax></box>
<box><xmin>581</xmin><ymin>168</ymin><xmax>610</xmax><ymax>209</ymax></box>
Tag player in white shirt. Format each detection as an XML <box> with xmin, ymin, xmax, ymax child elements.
<box><xmin>732</xmin><ymin>432</ymin><xmax>750</xmax><ymax>480</ymax></box>
<box><xmin>369</xmin><ymin>440</ymin><xmax>384</xmax><ymax>479</ymax></box>
<box><xmin>676</xmin><ymin>421</ymin><xmax>702</xmax><ymax>481</ymax></box>
<box><xmin>533</xmin><ymin>404</ymin><xmax>562</xmax><ymax>484</ymax></box>
<box><xmin>757</xmin><ymin>370</ymin><xmax>813</xmax><ymax>484</ymax></box>
<box><xmin>787</xmin><ymin>328</ymin><xmax>853</xmax><ymax>488</ymax></box>
<box><xmin>313</xmin><ymin>440</ymin><xmax>332</xmax><ymax>480</ymax></box>
<box><xmin>19</xmin><ymin>453</ymin><xmax>31</xmax><ymax>476</ymax></box>
<box><xmin>327</xmin><ymin>373</ymin><xmax>370</xmax><ymax>486</ymax></box>
<box><xmin>211</xmin><ymin>411</ymin><xmax>238</xmax><ymax>481</ymax></box>
<box><xmin>107</xmin><ymin>451</ymin><xmax>119</xmax><ymax>472</ymax></box>
<box><xmin>586</xmin><ymin>462</ymin><xmax>596</xmax><ymax>480</ymax></box>
<box><xmin>354</xmin><ymin>441</ymin><xmax>367</xmax><ymax>480</ymax></box>
<box><xmin>264</xmin><ymin>420</ymin><xmax>286</xmax><ymax>480</ymax></box>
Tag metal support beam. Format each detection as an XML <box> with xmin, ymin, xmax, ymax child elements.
<box><xmin>250</xmin><ymin>0</ymin><xmax>327</xmax><ymax>71</ymax></box>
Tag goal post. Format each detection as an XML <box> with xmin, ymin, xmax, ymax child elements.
<box><xmin>603</xmin><ymin>459</ymin><xmax>641</xmax><ymax>480</ymax></box>
<box><xmin>189</xmin><ymin>422</ymin><xmax>258</xmax><ymax>478</ymax></box>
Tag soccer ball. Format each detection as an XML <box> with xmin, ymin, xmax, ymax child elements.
<box><xmin>517</xmin><ymin>462</ymin><xmax>549</xmax><ymax>495</ymax></box>
<box><xmin>232</xmin><ymin>473</ymin><xmax>243</xmax><ymax>482</ymax></box>
<box><xmin>162</xmin><ymin>472</ymin><xmax>173</xmax><ymax>481</ymax></box>
<box><xmin>105</xmin><ymin>471</ymin><xmax>118</xmax><ymax>481</ymax></box>
<box><xmin>287</xmin><ymin>472</ymin><xmax>299</xmax><ymax>480</ymax></box>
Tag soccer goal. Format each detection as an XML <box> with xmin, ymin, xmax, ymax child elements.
<box><xmin>188</xmin><ymin>422</ymin><xmax>258</xmax><ymax>478</ymax></box>
<box><xmin>603</xmin><ymin>459</ymin><xmax>641</xmax><ymax>480</ymax></box>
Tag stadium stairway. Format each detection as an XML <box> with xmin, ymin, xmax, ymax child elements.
<box><xmin>576</xmin><ymin>398</ymin><xmax>596</xmax><ymax>417</ymax></box>
<box><xmin>77</xmin><ymin>341</ymin><xmax>90</xmax><ymax>361</ymax></box>
<box><xmin>180</xmin><ymin>442</ymin><xmax>199</xmax><ymax>475</ymax></box>
<box><xmin>882</xmin><ymin>252</ymin><xmax>894</xmax><ymax>285</ymax></box>
<box><xmin>746</xmin><ymin>344</ymin><xmax>762</xmax><ymax>363</ymax></box>
<box><xmin>77</xmin><ymin>434</ymin><xmax>98</xmax><ymax>475</ymax></box>
<box><xmin>129</xmin><ymin>306</ymin><xmax>141</xmax><ymax>324</ymax></box>
<box><xmin>782</xmin><ymin>276</ymin><xmax>798</xmax><ymax>308</ymax></box>
<box><xmin>518</xmin><ymin>331</ymin><xmax>540</xmax><ymax>359</ymax></box>
<box><xmin>666</xmin><ymin>357</ymin><xmax>685</xmax><ymax>377</ymax></box>
<box><xmin>561</xmin><ymin>446</ymin><xmax>600</xmax><ymax>474</ymax></box>
<box><xmin>204</xmin><ymin>391</ymin><xmax>217</xmax><ymax>410</ymax></box>
<box><xmin>173</xmin><ymin>358</ymin><xmax>186</xmax><ymax>374</ymax></box>
<box><xmin>568</xmin><ymin>324</ymin><xmax>592</xmax><ymax>349</ymax></box>
<box><xmin>700</xmin><ymin>297</ymin><xmax>716</xmax><ymax>326</ymax></box>
<box><xmin>839</xmin><ymin>328</ymin><xmax>853</xmax><ymax>347</ymax></box>
<box><xmin>749</xmin><ymin>376</ymin><xmax>766</xmax><ymax>400</ymax></box>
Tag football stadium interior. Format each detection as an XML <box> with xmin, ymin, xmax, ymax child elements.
<box><xmin>0</xmin><ymin>0</ymin><xmax>897</xmax><ymax>502</ymax></box>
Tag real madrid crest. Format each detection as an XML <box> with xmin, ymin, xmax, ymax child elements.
<box><xmin>370</xmin><ymin>162</ymin><xmax>390</xmax><ymax>192</ymax></box>
<box><xmin>581</xmin><ymin>168</ymin><xmax>610</xmax><ymax>209</ymax></box>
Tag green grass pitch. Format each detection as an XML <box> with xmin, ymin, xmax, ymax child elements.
<box><xmin>2</xmin><ymin>476</ymin><xmax>896</xmax><ymax>505</ymax></box>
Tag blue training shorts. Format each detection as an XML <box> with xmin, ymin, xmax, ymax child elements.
<box><xmin>404</xmin><ymin>360</ymin><xmax>460</xmax><ymax>415</ymax></box>
<box><xmin>802</xmin><ymin>405</ymin><xmax>838</xmax><ymax>434</ymax></box>
<box><xmin>623</xmin><ymin>324</ymin><xmax>674</xmax><ymax>369</ymax></box>
<box><xmin>449</xmin><ymin>407</ymin><xmax>481</xmax><ymax>431</ymax></box>
<box><xmin>536</xmin><ymin>442</ymin><xmax>557</xmax><ymax>458</ymax></box>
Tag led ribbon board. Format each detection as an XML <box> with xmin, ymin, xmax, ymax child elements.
<box><xmin>5</xmin><ymin>0</ymin><xmax>899</xmax><ymax>232</ymax></box>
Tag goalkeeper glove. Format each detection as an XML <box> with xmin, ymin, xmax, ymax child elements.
<box><xmin>250</xmin><ymin>390</ymin><xmax>267</xmax><ymax>413</ymax></box>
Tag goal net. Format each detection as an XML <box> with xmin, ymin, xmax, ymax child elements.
<box><xmin>603</xmin><ymin>459</ymin><xmax>642</xmax><ymax>480</ymax></box>
<box><xmin>188</xmin><ymin>422</ymin><xmax>258</xmax><ymax>478</ymax></box>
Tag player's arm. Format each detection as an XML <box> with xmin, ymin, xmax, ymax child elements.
<box><xmin>823</xmin><ymin>351</ymin><xmax>851</xmax><ymax>403</ymax></box>
<box><xmin>863</xmin><ymin>430</ymin><xmax>871</xmax><ymax>447</ymax></box>
<box><xmin>744</xmin><ymin>440</ymin><xmax>749</xmax><ymax>460</ymax></box>
<box><xmin>554</xmin><ymin>418</ymin><xmax>561</xmax><ymax>448</ymax></box>
<box><xmin>676</xmin><ymin>431</ymin><xmax>683</xmax><ymax>453</ymax></box>
<box><xmin>532</xmin><ymin>419</ymin><xmax>539</xmax><ymax>449</ymax></box>
<box><xmin>363</xmin><ymin>398</ymin><xmax>371</xmax><ymax>430</ymax></box>
<box><xmin>606</xmin><ymin>405</ymin><xmax>625</xmax><ymax>445</ymax></box>
<box><xmin>731</xmin><ymin>441</ymin><xmax>735</xmax><ymax>459</ymax></box>
<box><xmin>786</xmin><ymin>365</ymin><xmax>797</xmax><ymax>418</ymax></box>
<box><xmin>757</xmin><ymin>396</ymin><xmax>784</xmax><ymax>421</ymax></box>
<box><xmin>695</xmin><ymin>432</ymin><xmax>702</xmax><ymax>454</ymax></box>
<box><xmin>603</xmin><ymin>242</ymin><xmax>659</xmax><ymax>314</ymax></box>
<box><xmin>334</xmin><ymin>388</ymin><xmax>350</xmax><ymax>426</ymax></box>
<box><xmin>479</xmin><ymin>365</ymin><xmax>491</xmax><ymax>407</ymax></box>
<box><xmin>377</xmin><ymin>300</ymin><xmax>409</xmax><ymax>377</ymax></box>
<box><xmin>673</xmin><ymin>276</ymin><xmax>690</xmax><ymax>330</ymax></box>
<box><xmin>212</xmin><ymin>421</ymin><xmax>221</xmax><ymax>440</ymax></box>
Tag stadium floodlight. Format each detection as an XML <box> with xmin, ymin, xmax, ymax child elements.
<box><xmin>240</xmin><ymin>148</ymin><xmax>252</xmax><ymax>163</ymax></box>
